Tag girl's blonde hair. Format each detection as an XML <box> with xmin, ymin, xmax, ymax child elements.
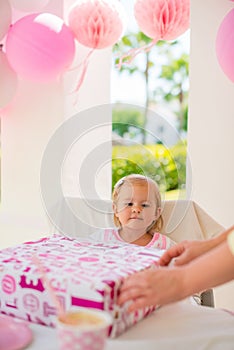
<box><xmin>112</xmin><ymin>174</ymin><xmax>163</xmax><ymax>234</ymax></box>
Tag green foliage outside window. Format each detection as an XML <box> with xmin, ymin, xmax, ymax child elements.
<box><xmin>112</xmin><ymin>141</ymin><xmax>187</xmax><ymax>193</ymax></box>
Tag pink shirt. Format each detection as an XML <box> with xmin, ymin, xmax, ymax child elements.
<box><xmin>91</xmin><ymin>228</ymin><xmax>175</xmax><ymax>250</ymax></box>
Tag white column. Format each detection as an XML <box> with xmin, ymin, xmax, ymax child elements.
<box><xmin>62</xmin><ymin>0</ymin><xmax>112</xmax><ymax>202</ymax></box>
<box><xmin>62</xmin><ymin>46</ymin><xmax>112</xmax><ymax>200</ymax></box>
<box><xmin>0</xmin><ymin>0</ymin><xmax>112</xmax><ymax>247</ymax></box>
<box><xmin>188</xmin><ymin>0</ymin><xmax>234</xmax><ymax>309</ymax></box>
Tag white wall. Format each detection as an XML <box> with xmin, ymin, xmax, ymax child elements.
<box><xmin>188</xmin><ymin>0</ymin><xmax>234</xmax><ymax>309</ymax></box>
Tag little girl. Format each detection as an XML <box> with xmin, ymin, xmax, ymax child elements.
<box><xmin>92</xmin><ymin>174</ymin><xmax>174</xmax><ymax>249</ymax></box>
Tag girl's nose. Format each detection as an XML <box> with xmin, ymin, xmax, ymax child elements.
<box><xmin>132</xmin><ymin>205</ymin><xmax>141</xmax><ymax>213</ymax></box>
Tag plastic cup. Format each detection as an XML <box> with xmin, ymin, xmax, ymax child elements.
<box><xmin>57</xmin><ymin>307</ymin><xmax>112</xmax><ymax>350</ymax></box>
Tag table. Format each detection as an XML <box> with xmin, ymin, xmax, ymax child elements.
<box><xmin>26</xmin><ymin>300</ymin><xmax>234</xmax><ymax>350</ymax></box>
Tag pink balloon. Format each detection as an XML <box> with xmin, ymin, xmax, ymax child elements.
<box><xmin>5</xmin><ymin>13</ymin><xmax>76</xmax><ymax>82</ymax></box>
<box><xmin>216</xmin><ymin>8</ymin><xmax>234</xmax><ymax>82</ymax></box>
<box><xmin>68</xmin><ymin>0</ymin><xmax>126</xmax><ymax>49</ymax></box>
<box><xmin>134</xmin><ymin>0</ymin><xmax>190</xmax><ymax>41</ymax></box>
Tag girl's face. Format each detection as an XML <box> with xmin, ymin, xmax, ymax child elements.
<box><xmin>114</xmin><ymin>182</ymin><xmax>159</xmax><ymax>231</ymax></box>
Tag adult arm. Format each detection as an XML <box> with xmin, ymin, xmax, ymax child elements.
<box><xmin>118</xmin><ymin>232</ymin><xmax>234</xmax><ymax>311</ymax></box>
<box><xmin>159</xmin><ymin>225</ymin><xmax>234</xmax><ymax>267</ymax></box>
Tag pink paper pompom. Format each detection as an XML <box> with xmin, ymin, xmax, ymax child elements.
<box><xmin>117</xmin><ymin>0</ymin><xmax>190</xmax><ymax>68</ymax></box>
<box><xmin>68</xmin><ymin>0</ymin><xmax>127</xmax><ymax>49</ymax></box>
<box><xmin>134</xmin><ymin>0</ymin><xmax>190</xmax><ymax>41</ymax></box>
<box><xmin>5</xmin><ymin>13</ymin><xmax>75</xmax><ymax>82</ymax></box>
<box><xmin>216</xmin><ymin>8</ymin><xmax>234</xmax><ymax>83</ymax></box>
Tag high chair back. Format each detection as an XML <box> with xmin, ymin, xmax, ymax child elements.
<box><xmin>50</xmin><ymin>197</ymin><xmax>224</xmax><ymax>242</ymax></box>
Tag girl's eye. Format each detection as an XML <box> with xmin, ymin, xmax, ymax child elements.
<box><xmin>142</xmin><ymin>204</ymin><xmax>150</xmax><ymax>208</ymax></box>
<box><xmin>126</xmin><ymin>202</ymin><xmax>133</xmax><ymax>207</ymax></box>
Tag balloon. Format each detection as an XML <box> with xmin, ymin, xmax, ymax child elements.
<box><xmin>0</xmin><ymin>0</ymin><xmax>12</xmax><ymax>41</ymax></box>
<box><xmin>67</xmin><ymin>0</ymin><xmax>126</xmax><ymax>95</ymax></box>
<box><xmin>68</xmin><ymin>0</ymin><xmax>126</xmax><ymax>49</ymax></box>
<box><xmin>5</xmin><ymin>13</ymin><xmax>76</xmax><ymax>82</ymax></box>
<box><xmin>0</xmin><ymin>47</ymin><xmax>18</xmax><ymax>109</ymax></box>
<box><xmin>134</xmin><ymin>0</ymin><xmax>190</xmax><ymax>41</ymax></box>
<box><xmin>117</xmin><ymin>0</ymin><xmax>190</xmax><ymax>68</ymax></box>
<box><xmin>10</xmin><ymin>0</ymin><xmax>50</xmax><ymax>12</ymax></box>
<box><xmin>216</xmin><ymin>8</ymin><xmax>234</xmax><ymax>83</ymax></box>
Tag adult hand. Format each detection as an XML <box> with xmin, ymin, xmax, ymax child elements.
<box><xmin>160</xmin><ymin>226</ymin><xmax>234</xmax><ymax>267</ymax></box>
<box><xmin>118</xmin><ymin>267</ymin><xmax>187</xmax><ymax>312</ymax></box>
<box><xmin>159</xmin><ymin>239</ymin><xmax>215</xmax><ymax>267</ymax></box>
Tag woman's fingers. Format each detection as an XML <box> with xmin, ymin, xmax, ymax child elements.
<box><xmin>127</xmin><ymin>297</ymin><xmax>150</xmax><ymax>312</ymax></box>
<box><xmin>119</xmin><ymin>277</ymin><xmax>145</xmax><ymax>304</ymax></box>
<box><xmin>118</xmin><ymin>270</ymin><xmax>161</xmax><ymax>310</ymax></box>
<box><xmin>159</xmin><ymin>243</ymin><xmax>186</xmax><ymax>266</ymax></box>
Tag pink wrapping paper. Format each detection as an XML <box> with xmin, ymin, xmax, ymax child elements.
<box><xmin>0</xmin><ymin>234</ymin><xmax>163</xmax><ymax>337</ymax></box>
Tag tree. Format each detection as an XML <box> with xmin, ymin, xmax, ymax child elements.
<box><xmin>114</xmin><ymin>32</ymin><xmax>153</xmax><ymax>143</ymax></box>
<box><xmin>153</xmin><ymin>49</ymin><xmax>189</xmax><ymax>132</ymax></box>
<box><xmin>113</xmin><ymin>32</ymin><xmax>189</xmax><ymax>136</ymax></box>
<box><xmin>112</xmin><ymin>104</ymin><xmax>145</xmax><ymax>139</ymax></box>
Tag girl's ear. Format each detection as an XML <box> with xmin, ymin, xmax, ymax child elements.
<box><xmin>113</xmin><ymin>202</ymin><xmax>119</xmax><ymax>218</ymax></box>
<box><xmin>155</xmin><ymin>207</ymin><xmax>161</xmax><ymax>220</ymax></box>
<box><xmin>113</xmin><ymin>202</ymin><xmax>117</xmax><ymax>214</ymax></box>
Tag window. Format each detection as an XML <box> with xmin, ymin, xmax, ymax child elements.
<box><xmin>111</xmin><ymin>13</ymin><xmax>190</xmax><ymax>200</ymax></box>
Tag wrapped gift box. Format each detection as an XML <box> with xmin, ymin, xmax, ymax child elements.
<box><xmin>0</xmin><ymin>234</ymin><xmax>163</xmax><ymax>337</ymax></box>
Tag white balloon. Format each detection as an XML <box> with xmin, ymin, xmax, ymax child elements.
<box><xmin>10</xmin><ymin>0</ymin><xmax>50</xmax><ymax>12</ymax></box>
<box><xmin>0</xmin><ymin>48</ymin><xmax>18</xmax><ymax>109</ymax></box>
<box><xmin>0</xmin><ymin>0</ymin><xmax>12</xmax><ymax>41</ymax></box>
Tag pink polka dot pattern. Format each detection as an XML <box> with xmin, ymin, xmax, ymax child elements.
<box><xmin>58</xmin><ymin>328</ymin><xmax>106</xmax><ymax>350</ymax></box>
